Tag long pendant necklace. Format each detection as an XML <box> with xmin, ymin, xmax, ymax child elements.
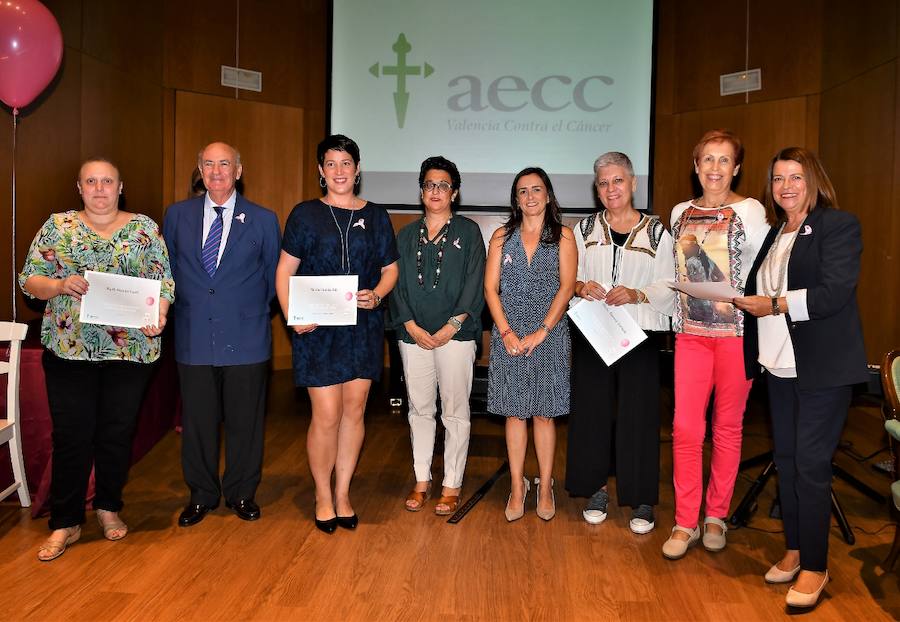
<box><xmin>327</xmin><ymin>202</ymin><xmax>354</xmax><ymax>275</ymax></box>
<box><xmin>760</xmin><ymin>223</ymin><xmax>798</xmax><ymax>297</ymax></box>
<box><xmin>690</xmin><ymin>204</ymin><xmax>725</xmax><ymax>248</ymax></box>
<box><xmin>604</xmin><ymin>210</ymin><xmax>639</xmax><ymax>286</ymax></box>
<box><xmin>416</xmin><ymin>215</ymin><xmax>451</xmax><ymax>288</ymax></box>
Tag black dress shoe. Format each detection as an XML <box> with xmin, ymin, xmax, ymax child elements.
<box><xmin>225</xmin><ymin>499</ymin><xmax>261</xmax><ymax>521</ymax></box>
<box><xmin>336</xmin><ymin>514</ymin><xmax>358</xmax><ymax>530</ymax></box>
<box><xmin>315</xmin><ymin>517</ymin><xmax>338</xmax><ymax>534</ymax></box>
<box><xmin>178</xmin><ymin>503</ymin><xmax>218</xmax><ymax>527</ymax></box>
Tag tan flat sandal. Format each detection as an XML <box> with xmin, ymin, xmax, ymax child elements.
<box><xmin>96</xmin><ymin>509</ymin><xmax>128</xmax><ymax>541</ymax></box>
<box><xmin>37</xmin><ymin>526</ymin><xmax>81</xmax><ymax>562</ymax></box>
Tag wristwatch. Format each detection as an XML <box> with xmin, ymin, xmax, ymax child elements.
<box><xmin>372</xmin><ymin>292</ymin><xmax>382</xmax><ymax>308</ymax></box>
<box><xmin>447</xmin><ymin>317</ymin><xmax>463</xmax><ymax>332</ymax></box>
<box><xmin>771</xmin><ymin>297</ymin><xmax>780</xmax><ymax>316</ymax></box>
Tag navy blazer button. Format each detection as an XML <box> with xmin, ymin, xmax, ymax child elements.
<box><xmin>208</xmin><ymin>288</ymin><xmax>215</xmax><ymax>294</ymax></box>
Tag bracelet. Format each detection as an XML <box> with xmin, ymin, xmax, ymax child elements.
<box><xmin>539</xmin><ymin>322</ymin><xmax>551</xmax><ymax>334</ymax></box>
<box><xmin>373</xmin><ymin>292</ymin><xmax>382</xmax><ymax>308</ymax></box>
<box><xmin>635</xmin><ymin>289</ymin><xmax>647</xmax><ymax>304</ymax></box>
<box><xmin>771</xmin><ymin>297</ymin><xmax>780</xmax><ymax>316</ymax></box>
<box><xmin>447</xmin><ymin>317</ymin><xmax>463</xmax><ymax>332</ymax></box>
<box><xmin>500</xmin><ymin>327</ymin><xmax>513</xmax><ymax>338</ymax></box>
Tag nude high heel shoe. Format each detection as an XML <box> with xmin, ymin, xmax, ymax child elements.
<box><xmin>534</xmin><ymin>477</ymin><xmax>556</xmax><ymax>521</ymax></box>
<box><xmin>505</xmin><ymin>477</ymin><xmax>530</xmax><ymax>522</ymax></box>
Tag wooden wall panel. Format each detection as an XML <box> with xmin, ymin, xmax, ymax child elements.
<box><xmin>821</xmin><ymin>0</ymin><xmax>898</xmax><ymax>90</ymax></box>
<box><xmin>746</xmin><ymin>0</ymin><xmax>822</xmax><ymax>100</ymax></box>
<box><xmin>819</xmin><ymin>63</ymin><xmax>899</xmax><ymax>360</ymax></box>
<box><xmin>1</xmin><ymin>53</ymin><xmax>84</xmax><ymax>322</ymax></box>
<box><xmin>80</xmin><ymin>56</ymin><xmax>164</xmax><ymax>223</ymax></box>
<box><xmin>653</xmin><ymin>0</ymin><xmax>677</xmax><ymax>117</ymax></box>
<box><xmin>162</xmin><ymin>89</ymin><xmax>177</xmax><ymax>205</ymax></box>
<box><xmin>892</xmin><ymin>56</ymin><xmax>900</xmax><ymax>353</ymax></box>
<box><xmin>82</xmin><ymin>0</ymin><xmax>164</xmax><ymax>84</ymax></box>
<box><xmin>163</xmin><ymin>0</ymin><xmax>238</xmax><ymax>96</ymax></box>
<box><xmin>172</xmin><ymin>91</ymin><xmax>305</xmax><ymax>369</ymax></box>
<box><xmin>669</xmin><ymin>1</ymin><xmax>821</xmax><ymax>114</ymax></box>
<box><xmin>303</xmin><ymin>107</ymin><xmax>327</xmax><ymax>203</ymax></box>
<box><xmin>670</xmin><ymin>3</ymin><xmax>746</xmax><ymax>113</ymax></box>
<box><xmin>41</xmin><ymin>0</ymin><xmax>83</xmax><ymax>47</ymax></box>
<box><xmin>238</xmin><ymin>0</ymin><xmax>329</xmax><ymax>111</ymax></box>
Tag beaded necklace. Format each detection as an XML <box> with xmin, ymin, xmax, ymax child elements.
<box><xmin>416</xmin><ymin>215</ymin><xmax>451</xmax><ymax>288</ymax></box>
<box><xmin>760</xmin><ymin>223</ymin><xmax>799</xmax><ymax>297</ymax></box>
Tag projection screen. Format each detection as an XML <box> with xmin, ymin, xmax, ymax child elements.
<box><xmin>330</xmin><ymin>0</ymin><xmax>655</xmax><ymax>212</ymax></box>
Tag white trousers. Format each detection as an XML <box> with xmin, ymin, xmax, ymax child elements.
<box><xmin>398</xmin><ymin>339</ymin><xmax>476</xmax><ymax>489</ymax></box>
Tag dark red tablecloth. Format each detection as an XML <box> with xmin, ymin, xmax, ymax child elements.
<box><xmin>0</xmin><ymin>325</ymin><xmax>181</xmax><ymax>518</ymax></box>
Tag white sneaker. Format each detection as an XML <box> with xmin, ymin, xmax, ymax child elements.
<box><xmin>582</xmin><ymin>489</ymin><xmax>609</xmax><ymax>525</ymax></box>
<box><xmin>629</xmin><ymin>504</ymin><xmax>655</xmax><ymax>534</ymax></box>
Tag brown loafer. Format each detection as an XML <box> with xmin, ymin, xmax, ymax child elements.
<box><xmin>434</xmin><ymin>494</ymin><xmax>460</xmax><ymax>516</ymax></box>
<box><xmin>405</xmin><ymin>484</ymin><xmax>431</xmax><ymax>512</ymax></box>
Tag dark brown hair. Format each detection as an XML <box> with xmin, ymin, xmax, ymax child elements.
<box><xmin>763</xmin><ymin>147</ymin><xmax>838</xmax><ymax>224</ymax></box>
<box><xmin>504</xmin><ymin>167</ymin><xmax>563</xmax><ymax>245</ymax></box>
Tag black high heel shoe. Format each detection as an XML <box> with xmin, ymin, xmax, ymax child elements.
<box><xmin>336</xmin><ymin>514</ymin><xmax>358</xmax><ymax>530</ymax></box>
<box><xmin>315</xmin><ymin>516</ymin><xmax>338</xmax><ymax>534</ymax></box>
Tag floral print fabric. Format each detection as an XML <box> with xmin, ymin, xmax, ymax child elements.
<box><xmin>19</xmin><ymin>211</ymin><xmax>175</xmax><ymax>362</ymax></box>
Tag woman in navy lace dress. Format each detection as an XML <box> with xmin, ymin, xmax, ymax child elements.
<box><xmin>275</xmin><ymin>135</ymin><xmax>399</xmax><ymax>533</ymax></box>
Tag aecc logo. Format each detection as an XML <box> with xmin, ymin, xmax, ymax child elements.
<box><xmin>369</xmin><ymin>33</ymin><xmax>614</xmax><ymax>127</ymax></box>
<box><xmin>448</xmin><ymin>75</ymin><xmax>614</xmax><ymax>112</ymax></box>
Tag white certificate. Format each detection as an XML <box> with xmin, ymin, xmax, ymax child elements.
<box><xmin>288</xmin><ymin>275</ymin><xmax>358</xmax><ymax>326</ymax></box>
<box><xmin>80</xmin><ymin>271</ymin><xmax>162</xmax><ymax>329</ymax></box>
<box><xmin>670</xmin><ymin>280</ymin><xmax>741</xmax><ymax>302</ymax></box>
<box><xmin>567</xmin><ymin>299</ymin><xmax>647</xmax><ymax>366</ymax></box>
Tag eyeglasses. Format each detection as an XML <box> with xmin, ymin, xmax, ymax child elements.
<box><xmin>422</xmin><ymin>181</ymin><xmax>453</xmax><ymax>194</ymax></box>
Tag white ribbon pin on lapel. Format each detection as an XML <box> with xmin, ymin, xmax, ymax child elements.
<box><xmin>800</xmin><ymin>224</ymin><xmax>812</xmax><ymax>236</ymax></box>
<box><xmin>235</xmin><ymin>212</ymin><xmax>246</xmax><ymax>223</ymax></box>
<box><xmin>353</xmin><ymin>218</ymin><xmax>366</xmax><ymax>230</ymax></box>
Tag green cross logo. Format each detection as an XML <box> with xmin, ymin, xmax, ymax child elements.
<box><xmin>369</xmin><ymin>33</ymin><xmax>434</xmax><ymax>129</ymax></box>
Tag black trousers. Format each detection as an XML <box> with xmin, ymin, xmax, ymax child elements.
<box><xmin>42</xmin><ymin>351</ymin><xmax>156</xmax><ymax>530</ymax></box>
<box><xmin>178</xmin><ymin>361</ymin><xmax>269</xmax><ymax>505</ymax></box>
<box><xmin>565</xmin><ymin>329</ymin><xmax>660</xmax><ymax>507</ymax></box>
<box><xmin>767</xmin><ymin>374</ymin><xmax>850</xmax><ymax>572</ymax></box>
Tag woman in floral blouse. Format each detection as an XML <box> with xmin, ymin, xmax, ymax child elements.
<box><xmin>19</xmin><ymin>158</ymin><xmax>174</xmax><ymax>561</ymax></box>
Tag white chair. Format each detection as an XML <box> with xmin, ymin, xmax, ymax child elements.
<box><xmin>0</xmin><ymin>321</ymin><xmax>30</xmax><ymax>507</ymax></box>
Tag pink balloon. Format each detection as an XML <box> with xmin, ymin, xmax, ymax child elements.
<box><xmin>0</xmin><ymin>0</ymin><xmax>63</xmax><ymax>112</ymax></box>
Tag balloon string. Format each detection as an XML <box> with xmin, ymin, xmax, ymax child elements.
<box><xmin>11</xmin><ymin>108</ymin><xmax>17</xmax><ymax>322</ymax></box>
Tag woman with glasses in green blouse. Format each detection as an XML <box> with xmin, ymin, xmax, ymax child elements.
<box><xmin>390</xmin><ymin>156</ymin><xmax>486</xmax><ymax>516</ymax></box>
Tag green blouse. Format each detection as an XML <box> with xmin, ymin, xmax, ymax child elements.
<box><xmin>390</xmin><ymin>214</ymin><xmax>485</xmax><ymax>343</ymax></box>
<box><xmin>18</xmin><ymin>211</ymin><xmax>175</xmax><ymax>363</ymax></box>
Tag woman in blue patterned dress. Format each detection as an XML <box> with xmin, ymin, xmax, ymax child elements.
<box><xmin>19</xmin><ymin>158</ymin><xmax>174</xmax><ymax>560</ymax></box>
<box><xmin>275</xmin><ymin>135</ymin><xmax>399</xmax><ymax>533</ymax></box>
<box><xmin>485</xmin><ymin>167</ymin><xmax>577</xmax><ymax>522</ymax></box>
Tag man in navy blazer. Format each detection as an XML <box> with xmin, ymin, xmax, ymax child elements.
<box><xmin>163</xmin><ymin>142</ymin><xmax>281</xmax><ymax>526</ymax></box>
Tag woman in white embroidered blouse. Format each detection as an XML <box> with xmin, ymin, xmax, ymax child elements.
<box><xmin>565</xmin><ymin>151</ymin><xmax>674</xmax><ymax>534</ymax></box>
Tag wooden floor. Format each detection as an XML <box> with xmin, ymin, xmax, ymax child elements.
<box><xmin>1</xmin><ymin>370</ymin><xmax>898</xmax><ymax>621</ymax></box>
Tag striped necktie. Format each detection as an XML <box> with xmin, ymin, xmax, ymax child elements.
<box><xmin>201</xmin><ymin>206</ymin><xmax>224</xmax><ymax>277</ymax></box>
